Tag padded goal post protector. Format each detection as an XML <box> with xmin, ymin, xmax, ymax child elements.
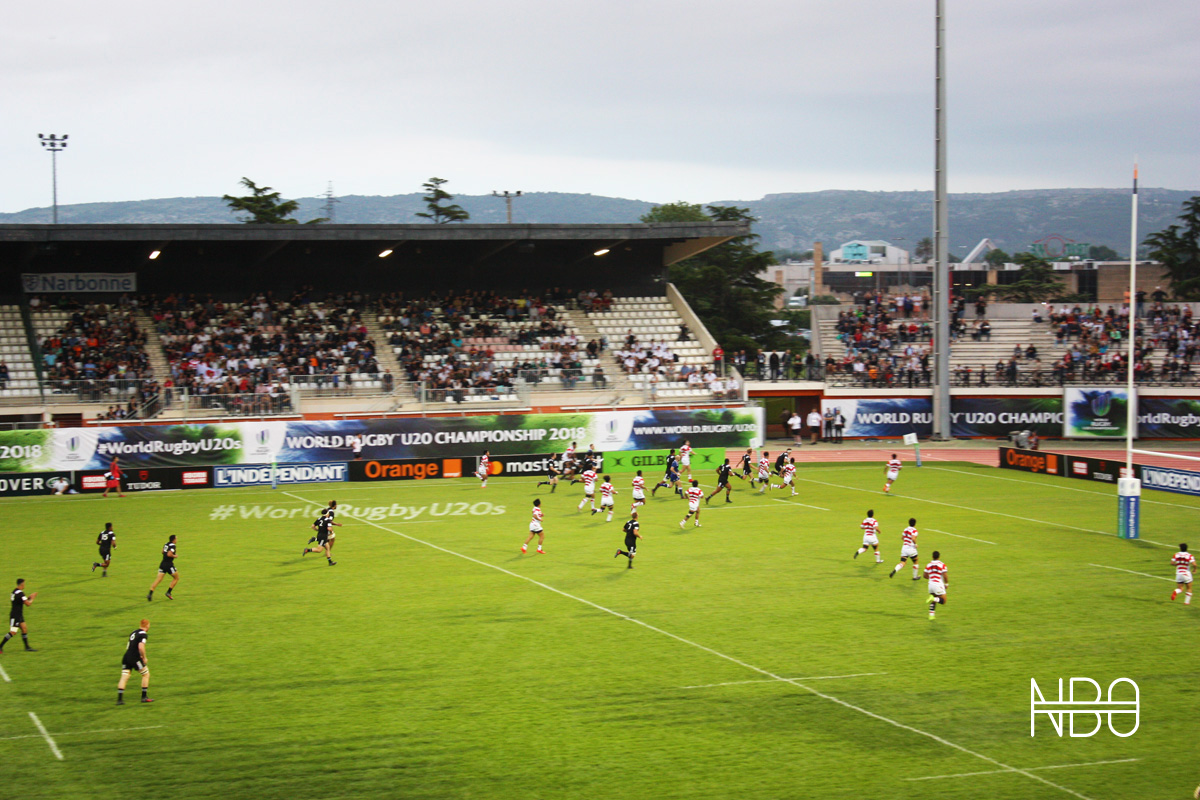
<box><xmin>1117</xmin><ymin>478</ymin><xmax>1140</xmax><ymax>539</ymax></box>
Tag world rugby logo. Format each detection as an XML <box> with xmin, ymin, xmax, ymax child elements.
<box><xmin>1090</xmin><ymin>391</ymin><xmax>1112</xmax><ymax>417</ymax></box>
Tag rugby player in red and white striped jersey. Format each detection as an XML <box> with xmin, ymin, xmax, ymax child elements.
<box><xmin>630</xmin><ymin>471</ymin><xmax>647</xmax><ymax>512</ymax></box>
<box><xmin>884</xmin><ymin>454</ymin><xmax>902</xmax><ymax>493</ymax></box>
<box><xmin>521</xmin><ymin>499</ymin><xmax>545</xmax><ymax>554</ymax></box>
<box><xmin>771</xmin><ymin>458</ymin><xmax>798</xmax><ymax>496</ymax></box>
<box><xmin>678</xmin><ymin>440</ymin><xmax>694</xmax><ymax>480</ymax></box>
<box><xmin>755</xmin><ymin>453</ymin><xmax>772</xmax><ymax>494</ymax></box>
<box><xmin>476</xmin><ymin>450</ymin><xmax>490</xmax><ymax>488</ymax></box>
<box><xmin>680</xmin><ymin>479</ymin><xmax>705</xmax><ymax>529</ymax></box>
<box><xmin>1170</xmin><ymin>543</ymin><xmax>1194</xmax><ymax>605</ymax></box>
<box><xmin>924</xmin><ymin>552</ymin><xmax>948</xmax><ymax>618</ymax></box>
<box><xmin>598</xmin><ymin>476</ymin><xmax>617</xmax><ymax>522</ymax></box>
<box><xmin>853</xmin><ymin>510</ymin><xmax>883</xmax><ymax>563</ymax></box>
<box><xmin>889</xmin><ymin>518</ymin><xmax>921</xmax><ymax>580</ymax></box>
<box><xmin>577</xmin><ymin>468</ymin><xmax>598</xmax><ymax>513</ymax></box>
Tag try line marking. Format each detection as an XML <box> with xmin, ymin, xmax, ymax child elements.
<box><xmin>794</xmin><ymin>476</ymin><xmax>1175</xmax><ymax>549</ymax></box>
<box><xmin>0</xmin><ymin>663</ymin><xmax>9</xmax><ymax>683</ymax></box>
<box><xmin>282</xmin><ymin>490</ymin><xmax>1097</xmax><ymax>800</ymax></box>
<box><xmin>28</xmin><ymin>712</ymin><xmax>62</xmax><ymax>760</ymax></box>
<box><xmin>1088</xmin><ymin>563</ymin><xmax>1176</xmax><ymax>582</ymax></box>
<box><xmin>927</xmin><ymin>527</ymin><xmax>998</xmax><ymax>546</ymax></box>
<box><xmin>0</xmin><ymin>724</ymin><xmax>164</xmax><ymax>742</ymax></box>
<box><xmin>680</xmin><ymin>672</ymin><xmax>885</xmax><ymax>690</ymax></box>
<box><xmin>906</xmin><ymin>757</ymin><xmax>1141</xmax><ymax>782</ymax></box>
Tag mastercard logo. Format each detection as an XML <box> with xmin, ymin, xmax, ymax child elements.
<box><xmin>489</xmin><ymin>462</ymin><xmax>504</xmax><ymax>475</ymax></box>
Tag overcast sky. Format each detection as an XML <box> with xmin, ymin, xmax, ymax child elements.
<box><xmin>2</xmin><ymin>0</ymin><xmax>1197</xmax><ymax>213</ymax></box>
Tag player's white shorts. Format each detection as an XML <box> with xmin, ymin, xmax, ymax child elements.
<box><xmin>757</xmin><ymin>469</ymin><xmax>769</xmax><ymax>481</ymax></box>
<box><xmin>901</xmin><ymin>544</ymin><xmax>918</xmax><ymax>560</ymax></box>
<box><xmin>600</xmin><ymin>497</ymin><xmax>614</xmax><ymax>508</ymax></box>
<box><xmin>862</xmin><ymin>533</ymin><xmax>879</xmax><ymax>546</ymax></box>
<box><xmin>782</xmin><ymin>475</ymin><xmax>794</xmax><ymax>486</ymax></box>
<box><xmin>687</xmin><ymin>500</ymin><xmax>700</xmax><ymax>513</ymax></box>
<box><xmin>681</xmin><ymin>454</ymin><xmax>691</xmax><ymax>466</ymax></box>
<box><xmin>632</xmin><ymin>489</ymin><xmax>645</xmax><ymax>501</ymax></box>
<box><xmin>928</xmin><ymin>580</ymin><xmax>946</xmax><ymax>596</ymax></box>
<box><xmin>529</xmin><ymin>522</ymin><xmax>543</xmax><ymax>533</ymax></box>
<box><xmin>584</xmin><ymin>489</ymin><xmax>595</xmax><ymax>498</ymax></box>
<box><xmin>1177</xmin><ymin>571</ymin><xmax>1194</xmax><ymax>584</ymax></box>
<box><xmin>887</xmin><ymin>470</ymin><xmax>900</xmax><ymax>482</ymax></box>
<box><xmin>476</xmin><ymin>468</ymin><xmax>487</xmax><ymax>479</ymax></box>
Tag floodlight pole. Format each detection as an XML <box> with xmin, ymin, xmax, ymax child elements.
<box><xmin>931</xmin><ymin>0</ymin><xmax>951</xmax><ymax>440</ymax></box>
<box><xmin>38</xmin><ymin>134</ymin><xmax>69</xmax><ymax>224</ymax></box>
<box><xmin>492</xmin><ymin>190</ymin><xmax>522</xmax><ymax>224</ymax></box>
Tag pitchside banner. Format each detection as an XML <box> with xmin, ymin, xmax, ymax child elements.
<box><xmin>1137</xmin><ymin>398</ymin><xmax>1200</xmax><ymax>438</ymax></box>
<box><xmin>1063</xmin><ymin>387</ymin><xmax>1137</xmax><ymax>439</ymax></box>
<box><xmin>0</xmin><ymin>408</ymin><xmax>762</xmax><ymax>474</ymax></box>
<box><xmin>604</xmin><ymin>448</ymin><xmax>725</xmax><ymax>473</ymax></box>
<box><xmin>950</xmin><ymin>397</ymin><xmax>1063</xmax><ymax>437</ymax></box>
<box><xmin>821</xmin><ymin>398</ymin><xmax>932</xmax><ymax>438</ymax></box>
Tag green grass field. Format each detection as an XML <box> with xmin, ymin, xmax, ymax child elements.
<box><xmin>1</xmin><ymin>461</ymin><xmax>1197</xmax><ymax>800</ymax></box>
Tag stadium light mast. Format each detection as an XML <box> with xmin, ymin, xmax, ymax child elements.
<box><xmin>38</xmin><ymin>133</ymin><xmax>69</xmax><ymax>224</ymax></box>
<box><xmin>931</xmin><ymin>0</ymin><xmax>951</xmax><ymax>441</ymax></box>
<box><xmin>492</xmin><ymin>190</ymin><xmax>522</xmax><ymax>224</ymax></box>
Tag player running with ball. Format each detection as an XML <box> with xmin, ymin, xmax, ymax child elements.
<box><xmin>771</xmin><ymin>457</ymin><xmax>798</xmax><ymax>496</ymax></box>
<box><xmin>889</xmin><ymin>518</ymin><xmax>921</xmax><ymax>580</ymax></box>
<box><xmin>680</xmin><ymin>480</ymin><xmax>704</xmax><ymax>529</ymax></box>
<box><xmin>598</xmin><ymin>476</ymin><xmax>617</xmax><ymax>522</ymax></box>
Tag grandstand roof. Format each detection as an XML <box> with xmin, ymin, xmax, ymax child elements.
<box><xmin>0</xmin><ymin>221</ymin><xmax>748</xmax><ymax>296</ymax></box>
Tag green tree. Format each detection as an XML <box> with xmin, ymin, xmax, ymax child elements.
<box><xmin>995</xmin><ymin>252</ymin><xmax>1067</xmax><ymax>302</ymax></box>
<box><xmin>222</xmin><ymin>178</ymin><xmax>326</xmax><ymax>224</ymax></box>
<box><xmin>983</xmin><ymin>248</ymin><xmax>1010</xmax><ymax>268</ymax></box>
<box><xmin>1088</xmin><ymin>244</ymin><xmax>1120</xmax><ymax>261</ymax></box>
<box><xmin>643</xmin><ymin>203</ymin><xmax>794</xmax><ymax>354</ymax></box>
<box><xmin>1144</xmin><ymin>196</ymin><xmax>1200</xmax><ymax>298</ymax></box>
<box><xmin>914</xmin><ymin>237</ymin><xmax>933</xmax><ymax>262</ymax></box>
<box><xmin>415</xmin><ymin>177</ymin><xmax>470</xmax><ymax>223</ymax></box>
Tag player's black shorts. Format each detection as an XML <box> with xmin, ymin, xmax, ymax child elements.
<box><xmin>623</xmin><ymin>533</ymin><xmax>638</xmax><ymax>555</ymax></box>
<box><xmin>122</xmin><ymin>656</ymin><xmax>146</xmax><ymax>673</ymax></box>
<box><xmin>99</xmin><ymin>548</ymin><xmax>112</xmax><ymax>560</ymax></box>
<box><xmin>158</xmin><ymin>563</ymin><xmax>177</xmax><ymax>575</ymax></box>
<box><xmin>740</xmin><ymin>465</ymin><xmax>751</xmax><ymax>476</ymax></box>
<box><xmin>10</xmin><ymin>615</ymin><xmax>23</xmax><ymax>628</ymax></box>
<box><xmin>315</xmin><ymin>533</ymin><xmax>329</xmax><ymax>546</ymax></box>
<box><xmin>716</xmin><ymin>478</ymin><xmax>729</xmax><ymax>489</ymax></box>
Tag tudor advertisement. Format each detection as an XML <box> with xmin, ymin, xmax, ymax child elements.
<box><xmin>0</xmin><ymin>408</ymin><xmax>763</xmax><ymax>474</ymax></box>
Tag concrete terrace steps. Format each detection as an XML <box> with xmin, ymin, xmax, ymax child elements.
<box><xmin>818</xmin><ymin>317</ymin><xmax>1061</xmax><ymax>371</ymax></box>
<box><xmin>135</xmin><ymin>309</ymin><xmax>172</xmax><ymax>381</ymax></box>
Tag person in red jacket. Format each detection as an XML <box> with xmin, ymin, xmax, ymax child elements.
<box><xmin>103</xmin><ymin>456</ymin><xmax>125</xmax><ymax>498</ymax></box>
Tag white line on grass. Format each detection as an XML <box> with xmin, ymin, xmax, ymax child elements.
<box><xmin>679</xmin><ymin>672</ymin><xmax>885</xmax><ymax>689</ymax></box>
<box><xmin>0</xmin><ymin>725</ymin><xmax>165</xmax><ymax>742</ymax></box>
<box><xmin>793</xmin><ymin>476</ymin><xmax>1175</xmax><ymax>549</ymax></box>
<box><xmin>926</xmin><ymin>466</ymin><xmax>1199</xmax><ymax>510</ymax></box>
<box><xmin>1088</xmin><ymin>563</ymin><xmax>1176</xmax><ymax>582</ymax></box>
<box><xmin>28</xmin><ymin>712</ymin><xmax>62</xmax><ymax>760</ymax></box>
<box><xmin>282</xmin><ymin>489</ymin><xmax>1096</xmax><ymax>800</ymax></box>
<box><xmin>0</xmin><ymin>663</ymin><xmax>9</xmax><ymax>682</ymax></box>
<box><xmin>771</xmin><ymin>497</ymin><xmax>831</xmax><ymax>511</ymax></box>
<box><xmin>926</xmin><ymin>528</ymin><xmax>998</xmax><ymax>546</ymax></box>
<box><xmin>905</xmin><ymin>757</ymin><xmax>1141</xmax><ymax>781</ymax></box>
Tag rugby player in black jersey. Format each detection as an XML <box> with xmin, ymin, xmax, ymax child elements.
<box><xmin>1</xmin><ymin>579</ymin><xmax>37</xmax><ymax>654</ymax></box>
<box><xmin>93</xmin><ymin>522</ymin><xmax>116</xmax><ymax>576</ymax></box>
<box><xmin>117</xmin><ymin>619</ymin><xmax>153</xmax><ymax>704</ymax></box>
<box><xmin>614</xmin><ymin>511</ymin><xmax>642</xmax><ymax>569</ymax></box>
<box><xmin>705</xmin><ymin>459</ymin><xmax>735</xmax><ymax>504</ymax></box>
<box><xmin>147</xmin><ymin>535</ymin><xmax>179</xmax><ymax>601</ymax></box>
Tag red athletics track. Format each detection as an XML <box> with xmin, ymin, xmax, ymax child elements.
<box><xmin>725</xmin><ymin>444</ymin><xmax>1200</xmax><ymax>470</ymax></box>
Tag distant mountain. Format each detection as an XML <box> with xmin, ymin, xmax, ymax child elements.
<box><xmin>2</xmin><ymin>187</ymin><xmax>1194</xmax><ymax>257</ymax></box>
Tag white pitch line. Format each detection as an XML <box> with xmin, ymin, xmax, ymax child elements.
<box><xmin>794</xmin><ymin>475</ymin><xmax>1174</xmax><ymax>549</ymax></box>
<box><xmin>28</xmin><ymin>712</ymin><xmax>62</xmax><ymax>761</ymax></box>
<box><xmin>906</xmin><ymin>757</ymin><xmax>1141</xmax><ymax>781</ymax></box>
<box><xmin>0</xmin><ymin>663</ymin><xmax>9</xmax><ymax>683</ymax></box>
<box><xmin>926</xmin><ymin>465</ymin><xmax>1200</xmax><ymax>510</ymax></box>
<box><xmin>1088</xmin><ymin>563</ymin><xmax>1176</xmax><ymax>582</ymax></box>
<box><xmin>295</xmin><ymin>492</ymin><xmax>1096</xmax><ymax>800</ymax></box>
<box><xmin>0</xmin><ymin>724</ymin><xmax>165</xmax><ymax>742</ymax></box>
<box><xmin>926</xmin><ymin>527</ymin><xmax>998</xmax><ymax>546</ymax></box>
<box><xmin>771</xmin><ymin>497</ymin><xmax>831</xmax><ymax>511</ymax></box>
<box><xmin>679</xmin><ymin>672</ymin><xmax>886</xmax><ymax>690</ymax></box>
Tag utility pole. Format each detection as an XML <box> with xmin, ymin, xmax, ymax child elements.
<box><xmin>38</xmin><ymin>134</ymin><xmax>69</xmax><ymax>224</ymax></box>
<box><xmin>491</xmin><ymin>190</ymin><xmax>522</xmax><ymax>224</ymax></box>
<box><xmin>320</xmin><ymin>182</ymin><xmax>340</xmax><ymax>223</ymax></box>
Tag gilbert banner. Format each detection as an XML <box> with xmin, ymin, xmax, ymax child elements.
<box><xmin>0</xmin><ymin>407</ymin><xmax>762</xmax><ymax>474</ymax></box>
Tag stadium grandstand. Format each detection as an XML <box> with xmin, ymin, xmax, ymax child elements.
<box><xmin>0</xmin><ymin>221</ymin><xmax>749</xmax><ymax>425</ymax></box>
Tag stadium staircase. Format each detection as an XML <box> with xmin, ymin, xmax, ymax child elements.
<box><xmin>0</xmin><ymin>304</ymin><xmax>41</xmax><ymax>400</ymax></box>
<box><xmin>134</xmin><ymin>310</ymin><xmax>172</xmax><ymax>382</ymax></box>
<box><xmin>362</xmin><ymin>310</ymin><xmax>404</xmax><ymax>382</ymax></box>
<box><xmin>817</xmin><ymin>315</ymin><xmax>1059</xmax><ymax>376</ymax></box>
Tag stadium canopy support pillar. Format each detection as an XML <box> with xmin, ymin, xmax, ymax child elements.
<box><xmin>1117</xmin><ymin>477</ymin><xmax>1140</xmax><ymax>540</ymax></box>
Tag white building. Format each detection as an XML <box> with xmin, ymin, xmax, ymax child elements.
<box><xmin>828</xmin><ymin>240</ymin><xmax>910</xmax><ymax>266</ymax></box>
